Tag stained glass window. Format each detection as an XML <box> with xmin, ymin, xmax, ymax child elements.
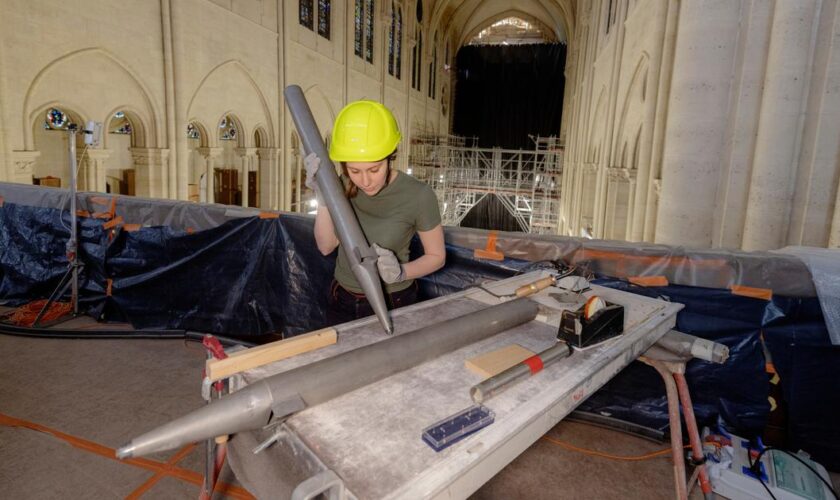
<box><xmin>428</xmin><ymin>45</ymin><xmax>436</xmax><ymax>99</ymax></box>
<box><xmin>187</xmin><ymin>123</ymin><xmax>200</xmax><ymax>140</ymax></box>
<box><xmin>412</xmin><ymin>31</ymin><xmax>422</xmax><ymax>91</ymax></box>
<box><xmin>354</xmin><ymin>0</ymin><xmax>363</xmax><ymax>56</ymax></box>
<box><xmin>299</xmin><ymin>0</ymin><xmax>314</xmax><ymax>30</ymax></box>
<box><xmin>395</xmin><ymin>7</ymin><xmax>402</xmax><ymax>79</ymax></box>
<box><xmin>45</xmin><ymin>108</ymin><xmax>69</xmax><ymax>130</ymax></box>
<box><xmin>318</xmin><ymin>0</ymin><xmax>330</xmax><ymax>39</ymax></box>
<box><xmin>364</xmin><ymin>0</ymin><xmax>374</xmax><ymax>63</ymax></box>
<box><xmin>219</xmin><ymin>116</ymin><xmax>238</xmax><ymax>141</ymax></box>
<box><xmin>388</xmin><ymin>2</ymin><xmax>395</xmax><ymax>75</ymax></box>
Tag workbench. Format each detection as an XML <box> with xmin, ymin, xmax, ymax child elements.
<box><xmin>225</xmin><ymin>271</ymin><xmax>683</xmax><ymax>499</ymax></box>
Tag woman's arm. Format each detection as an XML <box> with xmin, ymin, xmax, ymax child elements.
<box><xmin>401</xmin><ymin>224</ymin><xmax>446</xmax><ymax>280</ymax></box>
<box><xmin>313</xmin><ymin>205</ymin><xmax>340</xmax><ymax>255</ymax></box>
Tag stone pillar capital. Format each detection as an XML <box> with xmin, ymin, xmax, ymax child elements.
<box><xmin>257</xmin><ymin>147</ymin><xmax>282</xmax><ymax>160</ymax></box>
<box><xmin>10</xmin><ymin>150</ymin><xmax>40</xmax><ymax>184</ymax></box>
<box><xmin>81</xmin><ymin>149</ymin><xmax>113</xmax><ymax>166</ymax></box>
<box><xmin>129</xmin><ymin>147</ymin><xmax>171</xmax><ymax>165</ymax></box>
<box><xmin>653</xmin><ymin>178</ymin><xmax>662</xmax><ymax>197</ymax></box>
<box><xmin>196</xmin><ymin>147</ymin><xmax>223</xmax><ymax>159</ymax></box>
<box><xmin>234</xmin><ymin>147</ymin><xmax>258</xmax><ymax>157</ymax></box>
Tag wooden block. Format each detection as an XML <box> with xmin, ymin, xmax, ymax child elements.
<box><xmin>206</xmin><ymin>327</ymin><xmax>337</xmax><ymax>381</ymax></box>
<box><xmin>465</xmin><ymin>344</ymin><xmax>534</xmax><ymax>379</ymax></box>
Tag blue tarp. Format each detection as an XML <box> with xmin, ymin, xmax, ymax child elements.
<box><xmin>2</xmin><ymin>200</ymin><xmax>839</xmax><ymax>470</ymax></box>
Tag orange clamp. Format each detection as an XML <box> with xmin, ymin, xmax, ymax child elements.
<box><xmin>474</xmin><ymin>230</ymin><xmax>504</xmax><ymax>261</ymax></box>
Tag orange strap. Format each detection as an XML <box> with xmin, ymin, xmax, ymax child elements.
<box><xmin>102</xmin><ymin>215</ymin><xmax>124</xmax><ymax>230</ymax></box>
<box><xmin>106</xmin><ymin>279</ymin><xmax>113</xmax><ymax>297</ymax></box>
<box><xmin>730</xmin><ymin>284</ymin><xmax>772</xmax><ymax>301</ymax></box>
<box><xmin>76</xmin><ymin>210</ymin><xmax>91</xmax><ymax>218</ymax></box>
<box><xmin>186</xmin><ymin>227</ymin><xmax>195</xmax><ymax>234</ymax></box>
<box><xmin>628</xmin><ymin>275</ymin><xmax>669</xmax><ymax>287</ymax></box>
<box><xmin>123</xmin><ymin>223</ymin><xmax>141</xmax><ymax>232</ymax></box>
<box><xmin>474</xmin><ymin>230</ymin><xmax>504</xmax><ymax>261</ymax></box>
<box><xmin>125</xmin><ymin>444</ymin><xmax>196</xmax><ymax>500</ymax></box>
<box><xmin>0</xmin><ymin>412</ymin><xmax>253</xmax><ymax>499</ymax></box>
<box><xmin>259</xmin><ymin>212</ymin><xmax>280</xmax><ymax>219</ymax></box>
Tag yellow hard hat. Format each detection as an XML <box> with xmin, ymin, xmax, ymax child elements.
<box><xmin>329</xmin><ymin>100</ymin><xmax>401</xmax><ymax>162</ymax></box>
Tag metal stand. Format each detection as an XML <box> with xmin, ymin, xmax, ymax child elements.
<box><xmin>641</xmin><ymin>332</ymin><xmax>723</xmax><ymax>500</ymax></box>
<box><xmin>33</xmin><ymin>127</ymin><xmax>82</xmax><ymax>326</ymax></box>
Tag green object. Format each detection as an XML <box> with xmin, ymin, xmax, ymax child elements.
<box><xmin>334</xmin><ymin>171</ymin><xmax>441</xmax><ymax>294</ymax></box>
<box><xmin>772</xmin><ymin>450</ymin><xmax>826</xmax><ymax>500</ymax></box>
<box><xmin>329</xmin><ymin>100</ymin><xmax>402</xmax><ymax>162</ymax></box>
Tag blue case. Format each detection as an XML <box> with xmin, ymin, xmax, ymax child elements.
<box><xmin>421</xmin><ymin>405</ymin><xmax>495</xmax><ymax>452</ymax></box>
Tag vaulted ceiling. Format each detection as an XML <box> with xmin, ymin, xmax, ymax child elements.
<box><xmin>428</xmin><ymin>0</ymin><xmax>575</xmax><ymax>49</ymax></box>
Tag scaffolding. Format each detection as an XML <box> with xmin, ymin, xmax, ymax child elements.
<box><xmin>409</xmin><ymin>134</ymin><xmax>564</xmax><ymax>234</ymax></box>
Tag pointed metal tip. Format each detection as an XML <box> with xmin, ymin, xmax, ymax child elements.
<box><xmin>115</xmin><ymin>443</ymin><xmax>135</xmax><ymax>460</ymax></box>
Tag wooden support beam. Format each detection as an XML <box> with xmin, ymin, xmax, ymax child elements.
<box><xmin>465</xmin><ymin>344</ymin><xmax>534</xmax><ymax>379</ymax></box>
<box><xmin>206</xmin><ymin>328</ymin><xmax>337</xmax><ymax>382</ymax></box>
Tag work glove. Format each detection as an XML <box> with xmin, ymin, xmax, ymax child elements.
<box><xmin>372</xmin><ymin>243</ymin><xmax>405</xmax><ymax>284</ymax></box>
<box><xmin>303</xmin><ymin>152</ymin><xmax>323</xmax><ymax>204</ymax></box>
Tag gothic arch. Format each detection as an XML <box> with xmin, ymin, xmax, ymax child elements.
<box><xmin>103</xmin><ymin>106</ymin><xmax>148</xmax><ymax>149</ymax></box>
<box><xmin>216</xmin><ymin>112</ymin><xmax>246</xmax><ymax>148</ymax></box>
<box><xmin>460</xmin><ymin>9</ymin><xmax>559</xmax><ymax>47</ymax></box>
<box><xmin>187</xmin><ymin>60</ymin><xmax>275</xmax><ymax>147</ymax></box>
<box><xmin>613</xmin><ymin>54</ymin><xmax>649</xmax><ymax>165</ymax></box>
<box><xmin>22</xmin><ymin>47</ymin><xmax>159</xmax><ymax>150</ymax></box>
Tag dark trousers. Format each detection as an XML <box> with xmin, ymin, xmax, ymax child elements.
<box><xmin>325</xmin><ymin>279</ymin><xmax>419</xmax><ymax>327</ymax></box>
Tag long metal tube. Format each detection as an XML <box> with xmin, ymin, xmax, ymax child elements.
<box><xmin>470</xmin><ymin>342</ymin><xmax>573</xmax><ymax>403</ymax></box>
<box><xmin>68</xmin><ymin>129</ymin><xmax>79</xmax><ymax>315</ymax></box>
<box><xmin>283</xmin><ymin>85</ymin><xmax>393</xmax><ymax>335</ymax></box>
<box><xmin>656</xmin><ymin>330</ymin><xmax>729</xmax><ymax>364</ymax></box>
<box><xmin>116</xmin><ymin>298</ymin><xmax>540</xmax><ymax>459</ymax></box>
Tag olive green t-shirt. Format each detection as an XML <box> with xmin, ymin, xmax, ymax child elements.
<box><xmin>334</xmin><ymin>171</ymin><xmax>442</xmax><ymax>294</ymax></box>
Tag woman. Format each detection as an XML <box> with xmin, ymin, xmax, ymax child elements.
<box><xmin>306</xmin><ymin>100</ymin><xmax>445</xmax><ymax>326</ymax></box>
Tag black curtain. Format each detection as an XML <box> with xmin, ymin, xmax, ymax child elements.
<box><xmin>459</xmin><ymin>194</ymin><xmax>523</xmax><ymax>232</ymax></box>
<box><xmin>453</xmin><ymin>43</ymin><xmax>566</xmax><ymax>149</ymax></box>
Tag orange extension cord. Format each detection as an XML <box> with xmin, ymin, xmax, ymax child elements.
<box><xmin>0</xmin><ymin>412</ymin><xmax>254</xmax><ymax>499</ymax></box>
<box><xmin>542</xmin><ymin>435</ymin><xmax>691</xmax><ymax>461</ymax></box>
<box><xmin>5</xmin><ymin>300</ymin><xmax>72</xmax><ymax>327</ymax></box>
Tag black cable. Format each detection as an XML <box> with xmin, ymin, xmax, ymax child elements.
<box><xmin>0</xmin><ymin>323</ymin><xmax>256</xmax><ymax>348</ymax></box>
<box><xmin>749</xmin><ymin>445</ymin><xmax>838</xmax><ymax>500</ymax></box>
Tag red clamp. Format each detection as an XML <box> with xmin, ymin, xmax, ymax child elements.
<box><xmin>202</xmin><ymin>335</ymin><xmax>228</xmax><ymax>360</ymax></box>
<box><xmin>202</xmin><ymin>335</ymin><xmax>228</xmax><ymax>392</ymax></box>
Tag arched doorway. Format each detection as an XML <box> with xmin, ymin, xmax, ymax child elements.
<box><xmin>103</xmin><ymin>110</ymin><xmax>145</xmax><ymax>195</ymax></box>
<box><xmin>186</xmin><ymin>121</ymin><xmax>209</xmax><ymax>202</ymax></box>
<box><xmin>32</xmin><ymin>106</ymin><xmax>85</xmax><ymax>189</ymax></box>
<box><xmin>216</xmin><ymin>114</ymin><xmax>244</xmax><ymax>205</ymax></box>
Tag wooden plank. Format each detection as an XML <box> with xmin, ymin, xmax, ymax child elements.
<box><xmin>206</xmin><ymin>328</ymin><xmax>337</xmax><ymax>381</ymax></box>
<box><xmin>465</xmin><ymin>344</ymin><xmax>534</xmax><ymax>379</ymax></box>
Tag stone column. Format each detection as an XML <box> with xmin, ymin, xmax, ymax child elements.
<box><xmin>235</xmin><ymin>147</ymin><xmax>257</xmax><ymax>207</ymax></box>
<box><xmin>605</xmin><ymin>168</ymin><xmax>620</xmax><ymax>238</ymax></box>
<box><xmin>80</xmin><ymin>149</ymin><xmax>112</xmax><ymax>193</ymax></box>
<box><xmin>258</xmin><ymin>148</ymin><xmax>281</xmax><ymax>209</ymax></box>
<box><xmin>624</xmin><ymin>169</ymin><xmax>637</xmax><ymax>242</ymax></box>
<box><xmin>831</xmin><ymin>190</ymin><xmax>840</xmax><ymax>248</ymax></box>
<box><xmin>130</xmin><ymin>148</ymin><xmax>171</xmax><ymax>198</ymax></box>
<box><xmin>197</xmin><ymin>147</ymin><xmax>222</xmax><ymax>204</ymax></box>
<box><xmin>654</xmin><ymin>0</ymin><xmax>741</xmax><ymax>247</ymax></box>
<box><xmin>741</xmin><ymin>0</ymin><xmax>819</xmax><ymax>251</ymax></box>
<box><xmin>10</xmin><ymin>151</ymin><xmax>40</xmax><ymax>185</ymax></box>
<box><xmin>294</xmin><ymin>152</ymin><xmax>303</xmax><ymax>212</ymax></box>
